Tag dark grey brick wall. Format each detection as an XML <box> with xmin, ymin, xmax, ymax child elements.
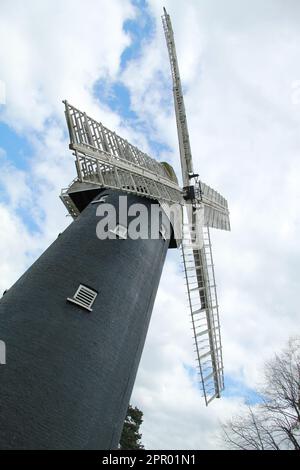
<box><xmin>0</xmin><ymin>190</ymin><xmax>169</xmax><ymax>449</ymax></box>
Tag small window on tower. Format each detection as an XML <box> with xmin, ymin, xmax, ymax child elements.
<box><xmin>67</xmin><ymin>284</ymin><xmax>98</xmax><ymax>312</ymax></box>
<box><xmin>91</xmin><ymin>195</ymin><xmax>109</xmax><ymax>204</ymax></box>
<box><xmin>109</xmin><ymin>224</ymin><xmax>127</xmax><ymax>239</ymax></box>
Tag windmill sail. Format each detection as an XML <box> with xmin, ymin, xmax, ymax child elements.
<box><xmin>162</xmin><ymin>8</ymin><xmax>193</xmax><ymax>187</ymax></box>
<box><xmin>198</xmin><ymin>181</ymin><xmax>230</xmax><ymax>231</ymax></box>
<box><xmin>182</xmin><ymin>216</ymin><xmax>224</xmax><ymax>404</ymax></box>
<box><xmin>62</xmin><ymin>101</ymin><xmax>183</xmax><ymax>214</ymax></box>
<box><xmin>163</xmin><ymin>8</ymin><xmax>228</xmax><ymax>404</ymax></box>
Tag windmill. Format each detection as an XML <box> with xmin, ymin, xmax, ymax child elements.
<box><xmin>0</xmin><ymin>8</ymin><xmax>229</xmax><ymax>450</ymax></box>
<box><xmin>61</xmin><ymin>7</ymin><xmax>230</xmax><ymax>405</ymax></box>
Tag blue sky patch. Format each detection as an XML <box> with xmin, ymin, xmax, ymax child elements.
<box><xmin>223</xmin><ymin>375</ymin><xmax>264</xmax><ymax>405</ymax></box>
<box><xmin>184</xmin><ymin>363</ymin><xmax>262</xmax><ymax>405</ymax></box>
<box><xmin>95</xmin><ymin>80</ymin><xmax>137</xmax><ymax>121</ymax></box>
<box><xmin>121</xmin><ymin>0</ymin><xmax>155</xmax><ymax>70</ymax></box>
<box><xmin>0</xmin><ymin>122</ymin><xmax>32</xmax><ymax>171</ymax></box>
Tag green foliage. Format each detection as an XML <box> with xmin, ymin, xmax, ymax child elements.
<box><xmin>119</xmin><ymin>405</ymin><xmax>144</xmax><ymax>450</ymax></box>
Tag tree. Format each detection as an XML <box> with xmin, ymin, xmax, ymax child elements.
<box><xmin>119</xmin><ymin>405</ymin><xmax>144</xmax><ymax>449</ymax></box>
<box><xmin>221</xmin><ymin>337</ymin><xmax>300</xmax><ymax>450</ymax></box>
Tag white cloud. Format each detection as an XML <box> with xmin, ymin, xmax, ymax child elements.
<box><xmin>0</xmin><ymin>80</ymin><xmax>6</xmax><ymax>105</ymax></box>
<box><xmin>0</xmin><ymin>203</ymin><xmax>43</xmax><ymax>292</ymax></box>
<box><xmin>0</xmin><ymin>0</ymin><xmax>135</xmax><ymax>131</ymax></box>
<box><xmin>0</xmin><ymin>0</ymin><xmax>136</xmax><ymax>284</ymax></box>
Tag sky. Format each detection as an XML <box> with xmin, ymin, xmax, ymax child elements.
<box><xmin>1</xmin><ymin>0</ymin><xmax>300</xmax><ymax>449</ymax></box>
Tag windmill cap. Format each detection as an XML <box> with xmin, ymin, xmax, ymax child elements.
<box><xmin>161</xmin><ymin>162</ymin><xmax>179</xmax><ymax>184</ymax></box>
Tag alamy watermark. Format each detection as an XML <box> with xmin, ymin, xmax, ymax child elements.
<box><xmin>0</xmin><ymin>340</ymin><xmax>6</xmax><ymax>365</ymax></box>
<box><xmin>94</xmin><ymin>195</ymin><xmax>204</xmax><ymax>249</ymax></box>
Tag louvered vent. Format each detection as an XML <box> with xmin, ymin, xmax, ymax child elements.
<box><xmin>67</xmin><ymin>284</ymin><xmax>98</xmax><ymax>312</ymax></box>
